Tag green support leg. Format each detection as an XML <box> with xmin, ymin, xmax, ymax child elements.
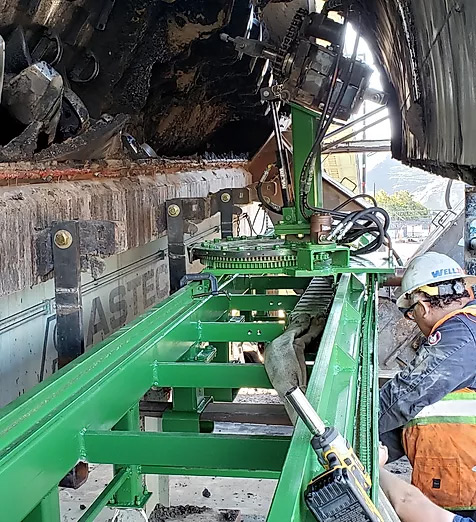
<box><xmin>110</xmin><ymin>405</ymin><xmax>151</xmax><ymax>509</ymax></box>
<box><xmin>292</xmin><ymin>104</ymin><xmax>322</xmax><ymax>215</ymax></box>
<box><xmin>23</xmin><ymin>487</ymin><xmax>60</xmax><ymax>522</ymax></box>
<box><xmin>205</xmin><ymin>342</ymin><xmax>235</xmax><ymax>402</ymax></box>
<box><xmin>275</xmin><ymin>104</ymin><xmax>322</xmax><ymax>235</ymax></box>
<box><xmin>162</xmin><ymin>387</ymin><xmax>203</xmax><ymax>432</ymax></box>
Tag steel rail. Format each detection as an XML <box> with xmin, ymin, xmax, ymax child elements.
<box><xmin>267</xmin><ymin>273</ymin><xmax>372</xmax><ymax>521</ymax></box>
<box><xmin>0</xmin><ymin>278</ymin><xmax>237</xmax><ymax>521</ymax></box>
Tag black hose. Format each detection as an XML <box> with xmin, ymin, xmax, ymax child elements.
<box><xmin>314</xmin><ymin>18</ymin><xmax>348</xmax><ymax>146</ymax></box>
<box><xmin>297</xmin><ymin>14</ymin><xmax>349</xmax><ymax>218</ymax></box>
<box><xmin>445</xmin><ymin>179</ymin><xmax>453</xmax><ymax>210</ymax></box>
<box><xmin>315</xmin><ymin>20</ymin><xmax>361</xmax><ymax>144</ymax></box>
<box><xmin>319</xmin><ymin>204</ymin><xmax>390</xmax><ymax>256</ymax></box>
<box><xmin>257</xmin><ymin>181</ymin><xmax>283</xmax><ymax>215</ymax></box>
<box><xmin>333</xmin><ymin>193</ymin><xmax>378</xmax><ymax>211</ymax></box>
<box><xmin>301</xmin><ymin>17</ymin><xmax>361</xmax><ymax>219</ymax></box>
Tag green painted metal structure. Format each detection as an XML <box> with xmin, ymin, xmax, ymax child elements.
<box><xmin>0</xmin><ymin>106</ymin><xmax>390</xmax><ymax>521</ymax></box>
<box><xmin>0</xmin><ymin>273</ymin><xmax>380</xmax><ymax>521</ymax></box>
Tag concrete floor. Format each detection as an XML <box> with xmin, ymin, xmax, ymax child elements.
<box><xmin>61</xmin><ymin>467</ymin><xmax>275</xmax><ymax>522</ymax></box>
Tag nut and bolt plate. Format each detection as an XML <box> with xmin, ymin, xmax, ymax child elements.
<box><xmin>167</xmin><ymin>204</ymin><xmax>181</xmax><ymax>217</ymax></box>
<box><xmin>54</xmin><ymin>230</ymin><xmax>73</xmax><ymax>249</ymax></box>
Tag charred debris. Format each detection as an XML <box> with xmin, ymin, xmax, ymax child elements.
<box><xmin>0</xmin><ymin>0</ymin><xmax>274</xmax><ymax>163</ymax></box>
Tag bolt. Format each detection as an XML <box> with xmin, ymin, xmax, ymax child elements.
<box><xmin>263</xmin><ymin>90</ymin><xmax>270</xmax><ymax>98</ymax></box>
<box><xmin>221</xmin><ymin>192</ymin><xmax>231</xmax><ymax>203</ymax></box>
<box><xmin>168</xmin><ymin>204</ymin><xmax>181</xmax><ymax>217</ymax></box>
<box><xmin>54</xmin><ymin>230</ymin><xmax>73</xmax><ymax>249</ymax></box>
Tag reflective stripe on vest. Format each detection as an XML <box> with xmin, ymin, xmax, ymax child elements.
<box><xmin>406</xmin><ymin>389</ymin><xmax>476</xmax><ymax>428</ymax></box>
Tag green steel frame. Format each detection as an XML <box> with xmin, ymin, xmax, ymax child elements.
<box><xmin>0</xmin><ymin>272</ymin><xmax>379</xmax><ymax>522</ymax></box>
<box><xmin>0</xmin><ymin>102</ymin><xmax>387</xmax><ymax>522</ymax></box>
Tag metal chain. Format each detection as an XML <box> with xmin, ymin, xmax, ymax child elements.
<box><xmin>272</xmin><ymin>8</ymin><xmax>307</xmax><ymax>80</ymax></box>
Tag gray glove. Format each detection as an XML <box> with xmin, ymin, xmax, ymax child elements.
<box><xmin>264</xmin><ymin>313</ymin><xmax>326</xmax><ymax>424</ymax></box>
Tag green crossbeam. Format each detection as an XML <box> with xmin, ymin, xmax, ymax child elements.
<box><xmin>155</xmin><ymin>362</ymin><xmax>272</xmax><ymax>388</ymax></box>
<box><xmin>192</xmin><ymin>321</ymin><xmax>285</xmax><ymax>342</ymax></box>
<box><xmin>83</xmin><ymin>432</ymin><xmax>290</xmax><ymax>479</ymax></box>
<box><xmin>227</xmin><ymin>294</ymin><xmax>299</xmax><ymax>311</ymax></box>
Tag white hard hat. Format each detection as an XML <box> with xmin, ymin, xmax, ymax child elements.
<box><xmin>396</xmin><ymin>252</ymin><xmax>476</xmax><ymax>309</ymax></box>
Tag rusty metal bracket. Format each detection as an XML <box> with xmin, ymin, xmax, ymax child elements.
<box><xmin>50</xmin><ymin>221</ymin><xmax>89</xmax><ymax>489</ymax></box>
<box><xmin>166</xmin><ymin>200</ymin><xmax>187</xmax><ymax>293</ymax></box>
<box><xmin>166</xmin><ymin>189</ymin><xmax>250</xmax><ymax>291</ymax></box>
<box><xmin>35</xmin><ymin>220</ymin><xmax>120</xmax><ymax>278</ymax></box>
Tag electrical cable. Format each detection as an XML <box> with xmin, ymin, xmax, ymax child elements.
<box><xmin>317</xmin><ymin>16</ymin><xmax>357</xmax><ymax>138</ymax></box>
<box><xmin>244</xmin><ymin>212</ymin><xmax>260</xmax><ymax>236</ymax></box>
<box><xmin>315</xmin><ymin>19</ymin><xmax>361</xmax><ymax>144</ymax></box>
<box><xmin>313</xmin><ymin>17</ymin><xmax>348</xmax><ymax>146</ymax></box>
<box><xmin>302</xmin><ymin>16</ymin><xmax>361</xmax><ymax>217</ymax></box>
<box><xmin>298</xmin><ymin>13</ymin><xmax>359</xmax><ymax>219</ymax></box>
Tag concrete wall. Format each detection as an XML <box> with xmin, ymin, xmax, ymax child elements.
<box><xmin>0</xmin><ymin>163</ymin><xmax>249</xmax><ymax>297</ymax></box>
<box><xmin>0</xmin><ymin>214</ymin><xmax>224</xmax><ymax>408</ymax></box>
<box><xmin>0</xmin><ymin>164</ymin><xmax>250</xmax><ymax>407</ymax></box>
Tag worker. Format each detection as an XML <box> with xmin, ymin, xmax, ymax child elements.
<box><xmin>379</xmin><ymin>252</ymin><xmax>476</xmax><ymax>517</ymax></box>
<box><xmin>379</xmin><ymin>444</ymin><xmax>474</xmax><ymax>522</ymax></box>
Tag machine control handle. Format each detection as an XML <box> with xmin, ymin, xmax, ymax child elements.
<box><xmin>180</xmin><ymin>273</ymin><xmax>219</xmax><ymax>296</ymax></box>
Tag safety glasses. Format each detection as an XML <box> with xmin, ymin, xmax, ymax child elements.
<box><xmin>402</xmin><ymin>302</ymin><xmax>418</xmax><ymax>321</ymax></box>
<box><xmin>400</xmin><ymin>299</ymin><xmax>430</xmax><ymax>321</ymax></box>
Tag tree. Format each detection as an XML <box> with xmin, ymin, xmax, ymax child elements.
<box><xmin>375</xmin><ymin>190</ymin><xmax>430</xmax><ymax>220</ymax></box>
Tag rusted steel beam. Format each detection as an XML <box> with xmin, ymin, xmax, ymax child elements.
<box><xmin>0</xmin><ymin>159</ymin><xmax>247</xmax><ymax>185</ymax></box>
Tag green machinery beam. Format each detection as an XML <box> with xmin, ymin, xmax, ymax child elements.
<box><xmin>267</xmin><ymin>273</ymin><xmax>379</xmax><ymax>521</ymax></box>
<box><xmin>83</xmin><ymin>432</ymin><xmax>290</xmax><ymax>479</ymax></box>
<box><xmin>0</xmin><ymin>272</ymin><xmax>378</xmax><ymax>522</ymax></box>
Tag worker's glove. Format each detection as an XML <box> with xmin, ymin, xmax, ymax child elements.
<box><xmin>264</xmin><ymin>313</ymin><xmax>326</xmax><ymax>424</ymax></box>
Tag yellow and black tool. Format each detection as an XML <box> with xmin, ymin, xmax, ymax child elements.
<box><xmin>286</xmin><ymin>387</ymin><xmax>383</xmax><ymax>522</ymax></box>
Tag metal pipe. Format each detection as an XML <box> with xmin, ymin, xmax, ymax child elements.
<box><xmin>285</xmin><ymin>386</ymin><xmax>326</xmax><ymax>436</ymax></box>
<box><xmin>270</xmin><ymin>101</ymin><xmax>290</xmax><ymax>206</ymax></box>
<box><xmin>322</xmin><ymin>115</ymin><xmax>389</xmax><ymax>153</ymax></box>
<box><xmin>78</xmin><ymin>468</ymin><xmax>131</xmax><ymax>522</ymax></box>
<box><xmin>323</xmin><ymin>141</ymin><xmax>390</xmax><ymax>154</ymax></box>
<box><xmin>324</xmin><ymin>105</ymin><xmax>387</xmax><ymax>140</ymax></box>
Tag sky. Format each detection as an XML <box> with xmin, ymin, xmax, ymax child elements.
<box><xmin>344</xmin><ymin>23</ymin><xmax>392</xmax><ymax>172</ymax></box>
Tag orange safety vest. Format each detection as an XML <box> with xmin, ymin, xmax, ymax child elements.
<box><xmin>402</xmin><ymin>306</ymin><xmax>476</xmax><ymax>510</ymax></box>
